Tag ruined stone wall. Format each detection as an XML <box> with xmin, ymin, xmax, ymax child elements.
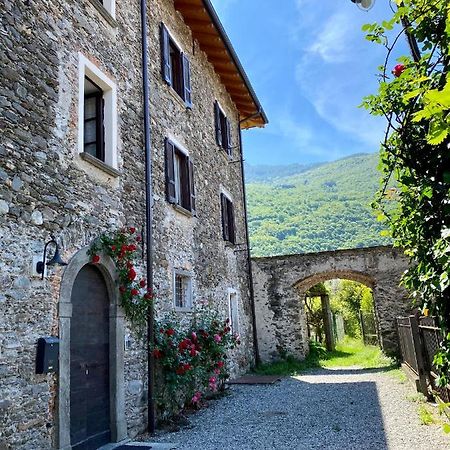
<box><xmin>252</xmin><ymin>246</ymin><xmax>410</xmax><ymax>362</ymax></box>
<box><xmin>0</xmin><ymin>0</ymin><xmax>254</xmax><ymax>448</ymax></box>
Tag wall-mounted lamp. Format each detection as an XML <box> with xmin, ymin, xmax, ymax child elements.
<box><xmin>36</xmin><ymin>236</ymin><xmax>68</xmax><ymax>279</ymax></box>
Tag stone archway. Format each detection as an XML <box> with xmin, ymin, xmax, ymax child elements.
<box><xmin>252</xmin><ymin>246</ymin><xmax>410</xmax><ymax>362</ymax></box>
<box><xmin>57</xmin><ymin>246</ymin><xmax>127</xmax><ymax>450</ymax></box>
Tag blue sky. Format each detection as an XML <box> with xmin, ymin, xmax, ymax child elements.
<box><xmin>211</xmin><ymin>0</ymin><xmax>402</xmax><ymax>166</ymax></box>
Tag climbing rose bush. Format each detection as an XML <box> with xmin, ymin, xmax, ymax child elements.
<box><xmin>88</xmin><ymin>227</ymin><xmax>153</xmax><ymax>327</ymax></box>
<box><xmin>152</xmin><ymin>309</ymin><xmax>240</xmax><ymax>420</ymax></box>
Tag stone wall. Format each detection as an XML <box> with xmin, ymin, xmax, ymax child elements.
<box><xmin>252</xmin><ymin>246</ymin><xmax>411</xmax><ymax>362</ymax></box>
<box><xmin>0</xmin><ymin>0</ymin><xmax>255</xmax><ymax>448</ymax></box>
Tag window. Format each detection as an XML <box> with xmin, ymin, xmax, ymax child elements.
<box><xmin>221</xmin><ymin>193</ymin><xmax>235</xmax><ymax>244</ymax></box>
<box><xmin>165</xmin><ymin>138</ymin><xmax>195</xmax><ymax>214</ymax></box>
<box><xmin>161</xmin><ymin>23</ymin><xmax>192</xmax><ymax>107</ymax></box>
<box><xmin>84</xmin><ymin>77</ymin><xmax>104</xmax><ymax>161</ymax></box>
<box><xmin>78</xmin><ymin>53</ymin><xmax>118</xmax><ymax>171</ymax></box>
<box><xmin>174</xmin><ymin>271</ymin><xmax>192</xmax><ymax>310</ymax></box>
<box><xmin>228</xmin><ymin>291</ymin><xmax>239</xmax><ymax>335</ymax></box>
<box><xmin>214</xmin><ymin>101</ymin><xmax>232</xmax><ymax>156</ymax></box>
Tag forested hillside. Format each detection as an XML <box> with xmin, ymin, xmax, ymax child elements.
<box><xmin>246</xmin><ymin>153</ymin><xmax>391</xmax><ymax>257</ymax></box>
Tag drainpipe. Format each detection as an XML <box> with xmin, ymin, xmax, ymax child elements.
<box><xmin>238</xmin><ymin>112</ymin><xmax>261</xmax><ymax>366</ymax></box>
<box><xmin>140</xmin><ymin>0</ymin><xmax>156</xmax><ymax>433</ymax></box>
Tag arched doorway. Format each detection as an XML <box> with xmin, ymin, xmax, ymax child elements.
<box><xmin>70</xmin><ymin>264</ymin><xmax>110</xmax><ymax>449</ymax></box>
<box><xmin>57</xmin><ymin>246</ymin><xmax>127</xmax><ymax>450</ymax></box>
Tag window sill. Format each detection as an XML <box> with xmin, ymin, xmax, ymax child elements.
<box><xmin>80</xmin><ymin>152</ymin><xmax>121</xmax><ymax>177</ymax></box>
<box><xmin>166</xmin><ymin>84</ymin><xmax>191</xmax><ymax>111</ymax></box>
<box><xmin>87</xmin><ymin>0</ymin><xmax>118</xmax><ymax>28</ymax></box>
<box><xmin>218</xmin><ymin>147</ymin><xmax>232</xmax><ymax>163</ymax></box>
<box><xmin>172</xmin><ymin>203</ymin><xmax>194</xmax><ymax>218</ymax></box>
<box><xmin>224</xmin><ymin>241</ymin><xmax>237</xmax><ymax>248</ymax></box>
<box><xmin>174</xmin><ymin>307</ymin><xmax>193</xmax><ymax>313</ymax></box>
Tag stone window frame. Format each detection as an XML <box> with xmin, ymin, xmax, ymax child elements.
<box><xmin>214</xmin><ymin>100</ymin><xmax>232</xmax><ymax>158</ymax></box>
<box><xmin>160</xmin><ymin>23</ymin><xmax>192</xmax><ymax>108</ymax></box>
<box><xmin>227</xmin><ymin>288</ymin><xmax>239</xmax><ymax>335</ymax></box>
<box><xmin>88</xmin><ymin>0</ymin><xmax>118</xmax><ymax>27</ymax></box>
<box><xmin>165</xmin><ymin>135</ymin><xmax>196</xmax><ymax>216</ymax></box>
<box><xmin>78</xmin><ymin>53</ymin><xmax>119</xmax><ymax>177</ymax></box>
<box><xmin>173</xmin><ymin>269</ymin><xmax>193</xmax><ymax>312</ymax></box>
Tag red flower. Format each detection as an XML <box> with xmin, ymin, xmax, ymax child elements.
<box><xmin>136</xmin><ymin>235</ymin><xmax>142</xmax><ymax>242</ymax></box>
<box><xmin>131</xmin><ymin>288</ymin><xmax>139</xmax><ymax>296</ymax></box>
<box><xmin>392</xmin><ymin>64</ymin><xmax>406</xmax><ymax>77</ymax></box>
<box><xmin>119</xmin><ymin>286</ymin><xmax>126</xmax><ymax>293</ymax></box>
<box><xmin>121</xmin><ymin>244</ymin><xmax>128</xmax><ymax>252</ymax></box>
<box><xmin>111</xmin><ymin>245</ymin><xmax>116</xmax><ymax>251</ymax></box>
<box><xmin>190</xmin><ymin>347</ymin><xmax>197</xmax><ymax>357</ymax></box>
<box><xmin>144</xmin><ymin>293</ymin><xmax>153</xmax><ymax>300</ymax></box>
<box><xmin>139</xmin><ymin>279</ymin><xmax>146</xmax><ymax>288</ymax></box>
<box><xmin>129</xmin><ymin>227</ymin><xmax>136</xmax><ymax>234</ymax></box>
<box><xmin>178</xmin><ymin>339</ymin><xmax>191</xmax><ymax>351</ymax></box>
<box><xmin>217</xmin><ymin>361</ymin><xmax>224</xmax><ymax>369</ymax></box>
<box><xmin>166</xmin><ymin>328</ymin><xmax>175</xmax><ymax>337</ymax></box>
<box><xmin>152</xmin><ymin>348</ymin><xmax>162</xmax><ymax>359</ymax></box>
<box><xmin>92</xmin><ymin>255</ymin><xmax>100</xmax><ymax>264</ymax></box>
<box><xmin>128</xmin><ymin>267</ymin><xmax>137</xmax><ymax>281</ymax></box>
<box><xmin>128</xmin><ymin>244</ymin><xmax>137</xmax><ymax>252</ymax></box>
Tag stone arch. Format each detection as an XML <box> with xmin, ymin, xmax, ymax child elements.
<box><xmin>57</xmin><ymin>246</ymin><xmax>127</xmax><ymax>450</ymax></box>
<box><xmin>252</xmin><ymin>246</ymin><xmax>411</xmax><ymax>362</ymax></box>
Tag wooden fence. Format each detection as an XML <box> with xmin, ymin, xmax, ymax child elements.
<box><xmin>397</xmin><ymin>313</ymin><xmax>450</xmax><ymax>401</ymax></box>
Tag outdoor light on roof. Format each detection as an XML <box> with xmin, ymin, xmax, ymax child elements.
<box><xmin>351</xmin><ymin>0</ymin><xmax>375</xmax><ymax>11</ymax></box>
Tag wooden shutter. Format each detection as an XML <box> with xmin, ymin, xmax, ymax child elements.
<box><xmin>188</xmin><ymin>159</ymin><xmax>196</xmax><ymax>215</ymax></box>
<box><xmin>165</xmin><ymin>138</ymin><xmax>176</xmax><ymax>204</ymax></box>
<box><xmin>182</xmin><ymin>54</ymin><xmax>192</xmax><ymax>108</ymax></box>
<box><xmin>160</xmin><ymin>23</ymin><xmax>172</xmax><ymax>85</ymax></box>
<box><xmin>228</xmin><ymin>199</ymin><xmax>236</xmax><ymax>244</ymax></box>
<box><xmin>214</xmin><ymin>102</ymin><xmax>222</xmax><ymax>147</ymax></box>
<box><xmin>226</xmin><ymin>118</ymin><xmax>232</xmax><ymax>157</ymax></box>
<box><xmin>221</xmin><ymin>193</ymin><xmax>229</xmax><ymax>241</ymax></box>
<box><xmin>180</xmin><ymin>155</ymin><xmax>190</xmax><ymax>210</ymax></box>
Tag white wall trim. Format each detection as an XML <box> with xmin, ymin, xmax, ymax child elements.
<box><xmin>167</xmin><ymin>134</ymin><xmax>190</xmax><ymax>157</ymax></box>
<box><xmin>103</xmin><ymin>0</ymin><xmax>116</xmax><ymax>18</ymax></box>
<box><xmin>78</xmin><ymin>52</ymin><xmax>118</xmax><ymax>169</ymax></box>
<box><xmin>220</xmin><ymin>186</ymin><xmax>233</xmax><ymax>202</ymax></box>
<box><xmin>173</xmin><ymin>269</ymin><xmax>193</xmax><ymax>311</ymax></box>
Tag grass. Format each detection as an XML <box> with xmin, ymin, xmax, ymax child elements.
<box><xmin>254</xmin><ymin>337</ymin><xmax>396</xmax><ymax>376</ymax></box>
<box><xmin>418</xmin><ymin>405</ymin><xmax>437</xmax><ymax>425</ymax></box>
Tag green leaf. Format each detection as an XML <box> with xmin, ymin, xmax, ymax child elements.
<box><xmin>427</xmin><ymin>120</ymin><xmax>448</xmax><ymax>145</ymax></box>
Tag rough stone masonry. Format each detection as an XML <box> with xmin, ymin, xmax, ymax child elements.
<box><xmin>0</xmin><ymin>0</ymin><xmax>259</xmax><ymax>448</ymax></box>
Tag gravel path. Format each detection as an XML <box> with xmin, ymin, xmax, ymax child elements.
<box><xmin>150</xmin><ymin>367</ymin><xmax>450</xmax><ymax>450</ymax></box>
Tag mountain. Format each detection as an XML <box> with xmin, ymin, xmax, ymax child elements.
<box><xmin>244</xmin><ymin>162</ymin><xmax>324</xmax><ymax>183</ymax></box>
<box><xmin>246</xmin><ymin>153</ymin><xmax>392</xmax><ymax>257</ymax></box>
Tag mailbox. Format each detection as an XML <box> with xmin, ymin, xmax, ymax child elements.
<box><xmin>36</xmin><ymin>337</ymin><xmax>59</xmax><ymax>374</ymax></box>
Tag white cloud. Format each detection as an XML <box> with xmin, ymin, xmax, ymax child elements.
<box><xmin>307</xmin><ymin>13</ymin><xmax>353</xmax><ymax>63</ymax></box>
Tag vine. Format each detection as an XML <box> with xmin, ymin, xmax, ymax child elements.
<box><xmin>361</xmin><ymin>0</ymin><xmax>450</xmax><ymax>384</ymax></box>
<box><xmin>88</xmin><ymin>227</ymin><xmax>153</xmax><ymax>328</ymax></box>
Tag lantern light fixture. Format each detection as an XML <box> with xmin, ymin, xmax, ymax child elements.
<box><xmin>36</xmin><ymin>236</ymin><xmax>68</xmax><ymax>279</ymax></box>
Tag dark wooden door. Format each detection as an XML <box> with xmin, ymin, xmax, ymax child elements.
<box><xmin>70</xmin><ymin>265</ymin><xmax>111</xmax><ymax>450</ymax></box>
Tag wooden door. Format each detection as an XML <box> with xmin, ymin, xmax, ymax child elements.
<box><xmin>70</xmin><ymin>265</ymin><xmax>111</xmax><ymax>450</ymax></box>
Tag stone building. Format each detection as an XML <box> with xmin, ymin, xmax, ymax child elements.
<box><xmin>0</xmin><ymin>0</ymin><xmax>267</xmax><ymax>448</ymax></box>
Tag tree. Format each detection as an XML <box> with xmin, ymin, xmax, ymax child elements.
<box><xmin>362</xmin><ymin>0</ymin><xmax>450</xmax><ymax>384</ymax></box>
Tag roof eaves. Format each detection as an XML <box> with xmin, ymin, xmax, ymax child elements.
<box><xmin>201</xmin><ymin>0</ymin><xmax>268</xmax><ymax>127</ymax></box>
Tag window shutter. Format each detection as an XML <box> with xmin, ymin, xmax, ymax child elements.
<box><xmin>228</xmin><ymin>200</ymin><xmax>236</xmax><ymax>244</ymax></box>
<box><xmin>226</xmin><ymin>117</ymin><xmax>232</xmax><ymax>157</ymax></box>
<box><xmin>214</xmin><ymin>102</ymin><xmax>222</xmax><ymax>147</ymax></box>
<box><xmin>221</xmin><ymin>193</ymin><xmax>229</xmax><ymax>241</ymax></box>
<box><xmin>182</xmin><ymin>53</ymin><xmax>192</xmax><ymax>108</ymax></box>
<box><xmin>165</xmin><ymin>138</ymin><xmax>176</xmax><ymax>203</ymax></box>
<box><xmin>160</xmin><ymin>23</ymin><xmax>172</xmax><ymax>85</ymax></box>
<box><xmin>188</xmin><ymin>159</ymin><xmax>196</xmax><ymax>215</ymax></box>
